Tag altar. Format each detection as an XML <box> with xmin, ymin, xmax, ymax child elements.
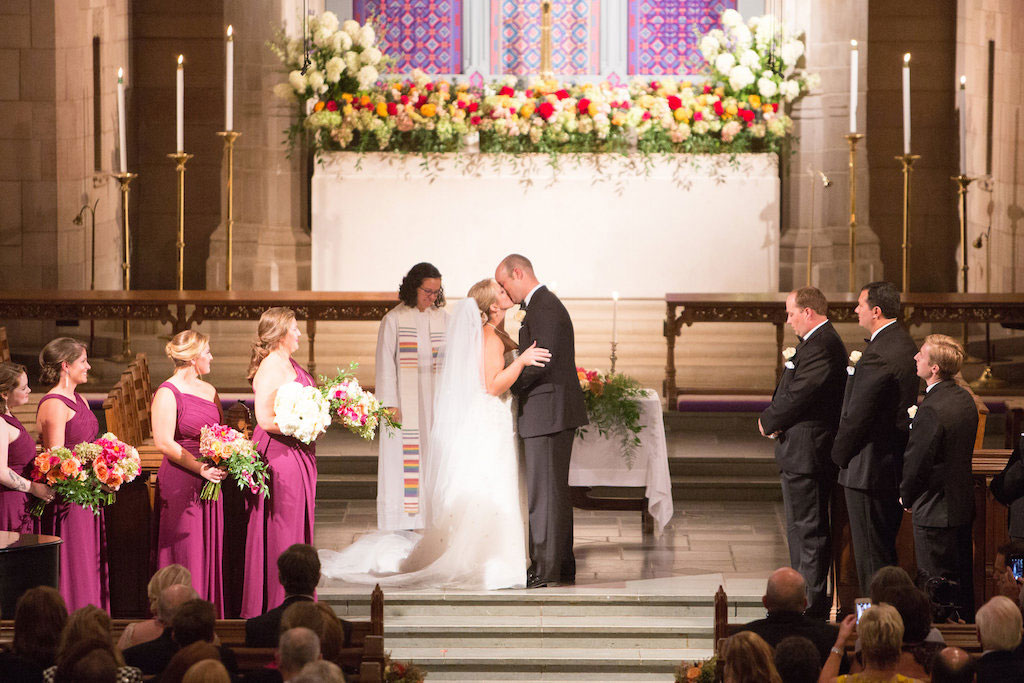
<box><xmin>311</xmin><ymin>152</ymin><xmax>780</xmax><ymax>297</ymax></box>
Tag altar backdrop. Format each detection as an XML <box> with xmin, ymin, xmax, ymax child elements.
<box><xmin>311</xmin><ymin>153</ymin><xmax>779</xmax><ymax>298</ymax></box>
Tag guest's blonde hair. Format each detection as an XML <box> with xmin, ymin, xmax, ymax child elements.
<box><xmin>247</xmin><ymin>307</ymin><xmax>296</xmax><ymax>382</ymax></box>
<box><xmin>166</xmin><ymin>331</ymin><xmax>210</xmax><ymax>368</ymax></box>
<box><xmin>147</xmin><ymin>564</ymin><xmax>192</xmax><ymax>615</ymax></box>
<box><xmin>468</xmin><ymin>278</ymin><xmax>499</xmax><ymax>323</ymax></box>
<box><xmin>923</xmin><ymin>334</ymin><xmax>965</xmax><ymax>379</ymax></box>
<box><xmin>859</xmin><ymin>603</ymin><xmax>904</xmax><ymax>668</ymax></box>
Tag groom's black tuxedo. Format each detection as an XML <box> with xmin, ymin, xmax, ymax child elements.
<box><xmin>759</xmin><ymin>321</ymin><xmax>847</xmax><ymax>618</ymax></box>
<box><xmin>512</xmin><ymin>285</ymin><xmax>588</xmax><ymax>584</ymax></box>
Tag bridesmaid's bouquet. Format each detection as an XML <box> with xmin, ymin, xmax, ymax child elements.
<box><xmin>198</xmin><ymin>424</ymin><xmax>270</xmax><ymax>501</ymax></box>
<box><xmin>274</xmin><ymin>382</ymin><xmax>331</xmax><ymax>445</ymax></box>
<box><xmin>30</xmin><ymin>432</ymin><xmax>141</xmax><ymax>516</ymax></box>
<box><xmin>319</xmin><ymin>364</ymin><xmax>400</xmax><ymax>440</ymax></box>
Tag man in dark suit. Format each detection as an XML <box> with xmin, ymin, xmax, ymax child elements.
<box><xmin>990</xmin><ymin>434</ymin><xmax>1024</xmax><ymax>542</ymax></box>
<box><xmin>900</xmin><ymin>334</ymin><xmax>978</xmax><ymax>618</ymax></box>
<box><xmin>122</xmin><ymin>583</ymin><xmax>197</xmax><ymax>675</ymax></box>
<box><xmin>245</xmin><ymin>544</ymin><xmax>319</xmax><ymax>647</ymax></box>
<box><xmin>759</xmin><ymin>287</ymin><xmax>847</xmax><ymax>619</ymax></box>
<box><xmin>975</xmin><ymin>595</ymin><xmax>1024</xmax><ymax>682</ymax></box>
<box><xmin>496</xmin><ymin>254</ymin><xmax>588</xmax><ymax>588</ymax></box>
<box><xmin>831</xmin><ymin>281</ymin><xmax>919</xmax><ymax>594</ymax></box>
<box><xmin>738</xmin><ymin>567</ymin><xmax>848</xmax><ymax>671</ymax></box>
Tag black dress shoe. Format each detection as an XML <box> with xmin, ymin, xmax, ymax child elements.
<box><xmin>526</xmin><ymin>574</ymin><xmax>554</xmax><ymax>589</ymax></box>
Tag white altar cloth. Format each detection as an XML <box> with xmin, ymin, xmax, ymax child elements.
<box><xmin>311</xmin><ymin>152</ymin><xmax>779</xmax><ymax>298</ymax></box>
<box><xmin>569</xmin><ymin>389</ymin><xmax>673</xmax><ymax>535</ymax></box>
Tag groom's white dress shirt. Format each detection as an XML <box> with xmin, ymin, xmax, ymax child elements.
<box><xmin>523</xmin><ymin>284</ymin><xmax>544</xmax><ymax>308</ymax></box>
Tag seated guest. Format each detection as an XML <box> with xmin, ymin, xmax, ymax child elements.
<box><xmin>989</xmin><ymin>540</ymin><xmax>1024</xmax><ymax>605</ymax></box>
<box><xmin>183</xmin><ymin>658</ymin><xmax>231</xmax><ymax>683</ymax></box>
<box><xmin>773</xmin><ymin>636</ymin><xmax>821</xmax><ymax>683</ymax></box>
<box><xmin>43</xmin><ymin>606</ymin><xmax>143</xmax><ymax>682</ymax></box>
<box><xmin>975</xmin><ymin>595</ymin><xmax>1024</xmax><ymax>682</ymax></box>
<box><xmin>278</xmin><ymin>629</ymin><xmax>322</xmax><ymax>683</ymax></box>
<box><xmin>738</xmin><ymin>567</ymin><xmax>847</xmax><ymax>671</ymax></box>
<box><xmin>159</xmin><ymin>642</ymin><xmax>222</xmax><ymax>683</ymax></box>
<box><xmin>869</xmin><ymin>566</ymin><xmax>915</xmax><ymax>604</ymax></box>
<box><xmin>122</xmin><ymin>583</ymin><xmax>198</xmax><ymax>676</ymax></box>
<box><xmin>280</xmin><ymin>601</ymin><xmax>345</xmax><ymax>663</ymax></box>
<box><xmin>721</xmin><ymin>631</ymin><xmax>782</xmax><ymax>683</ymax></box>
<box><xmin>990</xmin><ymin>432</ymin><xmax>1024</xmax><ymax>542</ymax></box>
<box><xmin>294</xmin><ymin>660</ymin><xmax>346</xmax><ymax>683</ymax></box>
<box><xmin>246</xmin><ymin>544</ymin><xmax>320</xmax><ymax>647</ymax></box>
<box><xmin>117</xmin><ymin>563</ymin><xmax>193</xmax><ymax>650</ymax></box>
<box><xmin>823</xmin><ymin>605</ymin><xmax>921</xmax><ymax>682</ymax></box>
<box><xmin>48</xmin><ymin>638</ymin><xmax>141</xmax><ymax>683</ymax></box>
<box><xmin>0</xmin><ymin>586</ymin><xmax>67</xmax><ymax>681</ymax></box>
<box><xmin>851</xmin><ymin>586</ymin><xmax>942</xmax><ymax>680</ymax></box>
<box><xmin>931</xmin><ymin>646</ymin><xmax>975</xmax><ymax>683</ymax></box>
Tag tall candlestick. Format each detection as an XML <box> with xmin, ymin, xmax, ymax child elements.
<box><xmin>849</xmin><ymin>40</ymin><xmax>858</xmax><ymax>133</ymax></box>
<box><xmin>117</xmin><ymin>68</ymin><xmax>127</xmax><ymax>173</ymax></box>
<box><xmin>612</xmin><ymin>291</ymin><xmax>619</xmax><ymax>344</ymax></box>
<box><xmin>176</xmin><ymin>55</ymin><xmax>184</xmax><ymax>152</ymax></box>
<box><xmin>225</xmin><ymin>26</ymin><xmax>234</xmax><ymax>131</ymax></box>
<box><xmin>902</xmin><ymin>53</ymin><xmax>911</xmax><ymax>155</ymax></box>
<box><xmin>958</xmin><ymin>75</ymin><xmax>967</xmax><ymax>176</ymax></box>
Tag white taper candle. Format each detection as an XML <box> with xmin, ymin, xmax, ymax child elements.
<box><xmin>849</xmin><ymin>40</ymin><xmax>858</xmax><ymax>133</ymax></box>
<box><xmin>226</xmin><ymin>26</ymin><xmax>234</xmax><ymax>131</ymax></box>
<box><xmin>176</xmin><ymin>55</ymin><xmax>184</xmax><ymax>152</ymax></box>
<box><xmin>117</xmin><ymin>68</ymin><xmax>127</xmax><ymax>173</ymax></box>
<box><xmin>902</xmin><ymin>53</ymin><xmax>911</xmax><ymax>155</ymax></box>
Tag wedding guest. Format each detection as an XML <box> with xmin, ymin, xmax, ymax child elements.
<box><xmin>159</xmin><ymin>642</ymin><xmax>222</xmax><ymax>683</ymax></box>
<box><xmin>773</xmin><ymin>636</ymin><xmax>821</xmax><ymax>683</ymax></box>
<box><xmin>375</xmin><ymin>262</ymin><xmax>448</xmax><ymax>530</ymax></box>
<box><xmin>117</xmin><ymin>563</ymin><xmax>193</xmax><ymax>650</ymax></box>
<box><xmin>36</xmin><ymin>337</ymin><xmax>108</xmax><ymax>611</ymax></box>
<box><xmin>280</xmin><ymin>601</ymin><xmax>345</xmax><ymax>663</ymax></box>
<box><xmin>824</xmin><ymin>605</ymin><xmax>920</xmax><ymax>682</ymax></box>
<box><xmin>242</xmin><ymin>308</ymin><xmax>319</xmax><ymax>617</ymax></box>
<box><xmin>931</xmin><ymin>647</ymin><xmax>975</xmax><ymax>683</ymax></box>
<box><xmin>849</xmin><ymin>586</ymin><xmax>941</xmax><ymax>679</ymax></box>
<box><xmin>722</xmin><ymin>631</ymin><xmax>782</xmax><ymax>683</ymax></box>
<box><xmin>245</xmin><ymin>543</ymin><xmax>319</xmax><ymax>647</ymax></box>
<box><xmin>975</xmin><ymin>595</ymin><xmax>1024</xmax><ymax>681</ymax></box>
<box><xmin>0</xmin><ymin>586</ymin><xmax>67</xmax><ymax>680</ymax></box>
<box><xmin>1</xmin><ymin>362</ymin><xmax>52</xmax><ymax>532</ymax></box>
<box><xmin>183</xmin><ymin>658</ymin><xmax>231</xmax><ymax>683</ymax></box>
<box><xmin>277</xmin><ymin>628</ymin><xmax>321</xmax><ymax>682</ymax></box>
<box><xmin>48</xmin><ymin>638</ymin><xmax>141</xmax><ymax>683</ymax></box>
<box><xmin>122</xmin><ymin>584</ymin><xmax>199</xmax><ymax>675</ymax></box>
<box><xmin>294</xmin><ymin>660</ymin><xmax>346</xmax><ymax>683</ymax></box>
<box><xmin>43</xmin><ymin>605</ymin><xmax>143</xmax><ymax>682</ymax></box>
<box><xmin>990</xmin><ymin>433</ymin><xmax>1024</xmax><ymax>542</ymax></box>
<box><xmin>152</xmin><ymin>331</ymin><xmax>226</xmax><ymax>615</ymax></box>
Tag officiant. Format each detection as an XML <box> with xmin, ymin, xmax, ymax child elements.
<box><xmin>375</xmin><ymin>263</ymin><xmax>449</xmax><ymax>531</ymax></box>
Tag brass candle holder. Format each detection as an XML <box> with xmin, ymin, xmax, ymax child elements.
<box><xmin>167</xmin><ymin>152</ymin><xmax>193</xmax><ymax>290</ymax></box>
<box><xmin>895</xmin><ymin>153</ymin><xmax>920</xmax><ymax>293</ymax></box>
<box><xmin>845</xmin><ymin>133</ymin><xmax>864</xmax><ymax>290</ymax></box>
<box><xmin>953</xmin><ymin>174</ymin><xmax>975</xmax><ymax>349</ymax></box>
<box><xmin>111</xmin><ymin>172</ymin><xmax>138</xmax><ymax>361</ymax></box>
<box><xmin>216</xmin><ymin>131</ymin><xmax>241</xmax><ymax>290</ymax></box>
<box><xmin>610</xmin><ymin>341</ymin><xmax>618</xmax><ymax>375</ymax></box>
<box><xmin>540</xmin><ymin>0</ymin><xmax>553</xmax><ymax>80</ymax></box>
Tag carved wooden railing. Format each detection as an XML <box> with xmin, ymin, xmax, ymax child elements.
<box><xmin>0</xmin><ymin>290</ymin><xmax>399</xmax><ymax>375</ymax></box>
<box><xmin>664</xmin><ymin>293</ymin><xmax>1024</xmax><ymax>405</ymax></box>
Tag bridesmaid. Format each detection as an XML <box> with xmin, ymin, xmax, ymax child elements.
<box><xmin>241</xmin><ymin>307</ymin><xmax>317</xmax><ymax>617</ymax></box>
<box><xmin>36</xmin><ymin>338</ymin><xmax>107</xmax><ymax>610</ymax></box>
<box><xmin>1</xmin><ymin>362</ymin><xmax>52</xmax><ymax>532</ymax></box>
<box><xmin>151</xmin><ymin>330</ymin><xmax>226</xmax><ymax>615</ymax></box>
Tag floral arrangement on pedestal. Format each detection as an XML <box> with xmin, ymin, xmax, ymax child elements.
<box><xmin>675</xmin><ymin>656</ymin><xmax>717</xmax><ymax>682</ymax></box>
<box><xmin>270</xmin><ymin>9</ymin><xmax>817</xmax><ymax>159</ymax></box>
<box><xmin>575</xmin><ymin>366</ymin><xmax>646</xmax><ymax>468</ymax></box>
<box><xmin>382</xmin><ymin>653</ymin><xmax>426</xmax><ymax>682</ymax></box>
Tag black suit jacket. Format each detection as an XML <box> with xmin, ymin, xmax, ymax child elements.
<box><xmin>123</xmin><ymin>627</ymin><xmax>177</xmax><ymax>676</ymax></box>
<box><xmin>900</xmin><ymin>380</ymin><xmax>978</xmax><ymax>527</ymax></box>
<box><xmin>976</xmin><ymin>648</ymin><xmax>1024</xmax><ymax>682</ymax></box>
<box><xmin>244</xmin><ymin>595</ymin><xmax>314</xmax><ymax>647</ymax></box>
<box><xmin>831</xmin><ymin>322</ymin><xmax>920</xmax><ymax>491</ymax></box>
<box><xmin>760</xmin><ymin>321</ymin><xmax>847</xmax><ymax>475</ymax></box>
<box><xmin>990</xmin><ymin>434</ymin><xmax>1024</xmax><ymax>537</ymax></box>
<box><xmin>738</xmin><ymin>612</ymin><xmax>846</xmax><ymax>671</ymax></box>
<box><xmin>511</xmin><ymin>286</ymin><xmax>588</xmax><ymax>438</ymax></box>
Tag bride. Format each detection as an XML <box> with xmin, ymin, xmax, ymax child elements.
<box><xmin>318</xmin><ymin>278</ymin><xmax>551</xmax><ymax>590</ymax></box>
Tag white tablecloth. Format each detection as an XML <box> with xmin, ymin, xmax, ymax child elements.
<box><xmin>569</xmin><ymin>389</ymin><xmax>673</xmax><ymax>535</ymax></box>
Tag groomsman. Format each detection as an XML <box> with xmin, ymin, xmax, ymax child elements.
<box><xmin>831</xmin><ymin>281</ymin><xmax>919</xmax><ymax>594</ymax></box>
<box><xmin>900</xmin><ymin>334</ymin><xmax>978</xmax><ymax>618</ymax></box>
<box><xmin>759</xmin><ymin>287</ymin><xmax>847</xmax><ymax>619</ymax></box>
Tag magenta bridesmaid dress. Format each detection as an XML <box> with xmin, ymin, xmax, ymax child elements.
<box><xmin>153</xmin><ymin>382</ymin><xmax>225</xmax><ymax>615</ymax></box>
<box><xmin>240</xmin><ymin>358</ymin><xmax>318</xmax><ymax>617</ymax></box>
<box><xmin>37</xmin><ymin>392</ymin><xmax>108</xmax><ymax>611</ymax></box>
<box><xmin>0</xmin><ymin>413</ymin><xmax>39</xmax><ymax>534</ymax></box>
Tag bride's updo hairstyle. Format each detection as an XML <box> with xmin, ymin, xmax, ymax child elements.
<box><xmin>165</xmin><ymin>330</ymin><xmax>209</xmax><ymax>368</ymax></box>
<box><xmin>247</xmin><ymin>307</ymin><xmax>297</xmax><ymax>383</ymax></box>
<box><xmin>39</xmin><ymin>337</ymin><xmax>87</xmax><ymax>387</ymax></box>
<box><xmin>468</xmin><ymin>279</ymin><xmax>499</xmax><ymax>323</ymax></box>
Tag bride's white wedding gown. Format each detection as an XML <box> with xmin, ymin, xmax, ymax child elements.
<box><xmin>318</xmin><ymin>299</ymin><xmax>528</xmax><ymax>590</ymax></box>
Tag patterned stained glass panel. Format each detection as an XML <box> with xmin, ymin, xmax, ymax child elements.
<box><xmin>490</xmin><ymin>0</ymin><xmax>601</xmax><ymax>75</ymax></box>
<box><xmin>354</xmin><ymin>0</ymin><xmax>462</xmax><ymax>74</ymax></box>
<box><xmin>627</xmin><ymin>0</ymin><xmax>736</xmax><ymax>75</ymax></box>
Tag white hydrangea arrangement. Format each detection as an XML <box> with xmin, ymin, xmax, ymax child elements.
<box><xmin>273</xmin><ymin>382</ymin><xmax>331</xmax><ymax>445</ymax></box>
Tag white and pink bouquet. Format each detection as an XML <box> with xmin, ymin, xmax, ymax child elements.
<box><xmin>319</xmin><ymin>364</ymin><xmax>400</xmax><ymax>440</ymax></box>
<box><xmin>274</xmin><ymin>382</ymin><xmax>332</xmax><ymax>445</ymax></box>
<box><xmin>198</xmin><ymin>424</ymin><xmax>270</xmax><ymax>501</ymax></box>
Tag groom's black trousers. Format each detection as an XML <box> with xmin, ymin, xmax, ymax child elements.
<box><xmin>523</xmin><ymin>428</ymin><xmax>576</xmax><ymax>583</ymax></box>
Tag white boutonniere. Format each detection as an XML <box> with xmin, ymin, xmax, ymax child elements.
<box><xmin>782</xmin><ymin>346</ymin><xmax>796</xmax><ymax>370</ymax></box>
<box><xmin>514</xmin><ymin>308</ymin><xmax>526</xmax><ymax>322</ymax></box>
<box><xmin>907</xmin><ymin>405</ymin><xmax>918</xmax><ymax>428</ymax></box>
<box><xmin>847</xmin><ymin>350</ymin><xmax>862</xmax><ymax>375</ymax></box>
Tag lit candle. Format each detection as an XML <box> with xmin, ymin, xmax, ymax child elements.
<box><xmin>902</xmin><ymin>53</ymin><xmax>911</xmax><ymax>155</ymax></box>
<box><xmin>612</xmin><ymin>291</ymin><xmax>619</xmax><ymax>345</ymax></box>
<box><xmin>176</xmin><ymin>55</ymin><xmax>184</xmax><ymax>152</ymax></box>
<box><xmin>849</xmin><ymin>40</ymin><xmax>858</xmax><ymax>133</ymax></box>
<box><xmin>958</xmin><ymin>75</ymin><xmax>966</xmax><ymax>176</ymax></box>
<box><xmin>117</xmin><ymin>68</ymin><xmax>127</xmax><ymax>173</ymax></box>
<box><xmin>225</xmin><ymin>26</ymin><xmax>234</xmax><ymax>131</ymax></box>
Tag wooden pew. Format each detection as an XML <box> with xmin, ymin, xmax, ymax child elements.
<box><xmin>0</xmin><ymin>326</ymin><xmax>9</xmax><ymax>362</ymax></box>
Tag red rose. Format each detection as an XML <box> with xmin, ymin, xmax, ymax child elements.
<box><xmin>739</xmin><ymin>108</ymin><xmax>755</xmax><ymax>122</ymax></box>
<box><xmin>525</xmin><ymin>89</ymin><xmax>534</xmax><ymax>98</ymax></box>
<box><xmin>470</xmin><ymin>115</ymin><xmax>481</xmax><ymax>125</ymax></box>
<box><xmin>703</xmin><ymin>84</ymin><xmax>713</xmax><ymax>94</ymax></box>
<box><xmin>642</xmin><ymin>110</ymin><xmax>651</xmax><ymax>120</ymax></box>
<box><xmin>555</xmin><ymin>89</ymin><xmax>570</xmax><ymax>100</ymax></box>
<box><xmin>667</xmin><ymin>95</ymin><xmax>682</xmax><ymax>110</ymax></box>
<box><xmin>400</xmin><ymin>95</ymin><xmax>410</xmax><ymax>105</ymax></box>
<box><xmin>509</xmin><ymin>106</ymin><xmax>516</xmax><ymax>115</ymax></box>
<box><xmin>650</xmin><ymin>80</ymin><xmax>660</xmax><ymax>90</ymax></box>
<box><xmin>537</xmin><ymin>101</ymin><xmax>555</xmax><ymax>120</ymax></box>
<box><xmin>416</xmin><ymin>95</ymin><xmax>428</xmax><ymax>107</ymax></box>
<box><xmin>468</xmin><ymin>101</ymin><xmax>479</xmax><ymax>113</ymax></box>
<box><xmin>425</xmin><ymin>83</ymin><xmax>434</xmax><ymax>91</ymax></box>
<box><xmin>713</xmin><ymin>100</ymin><xmax>724</xmax><ymax>116</ymax></box>
<box><xmin>772</xmin><ymin>102</ymin><xmax>779</xmax><ymax>112</ymax></box>
<box><xmin>577</xmin><ymin>98</ymin><xmax>591</xmax><ymax>115</ymax></box>
<box><xmin>457</xmin><ymin>100</ymin><xmax>466</xmax><ymax>109</ymax></box>
<box><xmin>694</xmin><ymin>111</ymin><xmax>703</xmax><ymax>121</ymax></box>
<box><xmin>387</xmin><ymin>101</ymin><xmax>397</xmax><ymax>116</ymax></box>
<box><xmin>499</xmin><ymin>86</ymin><xmax>514</xmax><ymax>97</ymax></box>
<box><xmin>325</xmin><ymin>100</ymin><xmax>338</xmax><ymax>112</ymax></box>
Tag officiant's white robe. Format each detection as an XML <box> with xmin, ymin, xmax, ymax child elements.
<box><xmin>375</xmin><ymin>303</ymin><xmax>448</xmax><ymax>530</ymax></box>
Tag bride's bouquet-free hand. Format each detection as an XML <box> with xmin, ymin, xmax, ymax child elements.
<box><xmin>274</xmin><ymin>382</ymin><xmax>332</xmax><ymax>445</ymax></box>
<box><xmin>30</xmin><ymin>432</ymin><xmax>142</xmax><ymax>516</ymax></box>
<box><xmin>576</xmin><ymin>366</ymin><xmax>646</xmax><ymax>469</ymax></box>
<box><xmin>319</xmin><ymin>363</ymin><xmax>400</xmax><ymax>440</ymax></box>
<box><xmin>198</xmin><ymin>424</ymin><xmax>270</xmax><ymax>501</ymax></box>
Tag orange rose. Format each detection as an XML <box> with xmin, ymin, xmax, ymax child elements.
<box><xmin>313</xmin><ymin>101</ymin><xmax>325</xmax><ymax>112</ymax></box>
<box><xmin>93</xmin><ymin>460</ymin><xmax>110</xmax><ymax>482</ymax></box>
<box><xmin>686</xmin><ymin>666</ymin><xmax>702</xmax><ymax>680</ymax></box>
<box><xmin>47</xmin><ymin>471</ymin><xmax>59</xmax><ymax>485</ymax></box>
<box><xmin>35</xmin><ymin>453</ymin><xmax>51</xmax><ymax>474</ymax></box>
<box><xmin>60</xmin><ymin>457</ymin><xmax>81</xmax><ymax>477</ymax></box>
<box><xmin>107</xmin><ymin>473</ymin><xmax>124</xmax><ymax>490</ymax></box>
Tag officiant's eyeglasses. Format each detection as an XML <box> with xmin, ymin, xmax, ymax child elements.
<box><xmin>419</xmin><ymin>286</ymin><xmax>442</xmax><ymax>298</ymax></box>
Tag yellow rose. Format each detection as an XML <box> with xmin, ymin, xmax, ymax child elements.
<box><xmin>714</xmin><ymin>86</ymin><xmax>724</xmax><ymax>97</ymax></box>
<box><xmin>420</xmin><ymin>103</ymin><xmax>437</xmax><ymax>117</ymax></box>
<box><xmin>521</xmin><ymin>102</ymin><xmax>535</xmax><ymax>118</ymax></box>
<box><xmin>343</xmin><ymin>104</ymin><xmax>354</xmax><ymax>116</ymax></box>
<box><xmin>673</xmin><ymin>108</ymin><xmax>686</xmax><ymax>122</ymax></box>
<box><xmin>341</xmin><ymin>93</ymin><xmax>354</xmax><ymax>103</ymax></box>
<box><xmin>680</xmin><ymin>107</ymin><xmax>692</xmax><ymax>121</ymax></box>
<box><xmin>611</xmin><ymin>112</ymin><xmax>625</xmax><ymax>126</ymax></box>
<box><xmin>726</xmin><ymin>103</ymin><xmax>738</xmax><ymax>116</ymax></box>
<box><xmin>748</xmin><ymin>94</ymin><xmax>761</xmax><ymax>108</ymax></box>
<box><xmin>587</xmin><ymin>102</ymin><xmax>597</xmax><ymax>117</ymax></box>
<box><xmin>376</xmin><ymin>102</ymin><xmax>388</xmax><ymax>117</ymax></box>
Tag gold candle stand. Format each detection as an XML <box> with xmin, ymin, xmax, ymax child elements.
<box><xmin>896</xmin><ymin>153</ymin><xmax>920</xmax><ymax>293</ymax></box>
<box><xmin>111</xmin><ymin>172</ymin><xmax>138</xmax><ymax>361</ymax></box>
<box><xmin>845</xmin><ymin>133</ymin><xmax>864</xmax><ymax>291</ymax></box>
<box><xmin>216</xmin><ymin>131</ymin><xmax>241</xmax><ymax>290</ymax></box>
<box><xmin>167</xmin><ymin>152</ymin><xmax>193</xmax><ymax>290</ymax></box>
<box><xmin>540</xmin><ymin>1</ymin><xmax>553</xmax><ymax>80</ymax></box>
<box><xmin>610</xmin><ymin>341</ymin><xmax>618</xmax><ymax>375</ymax></box>
<box><xmin>953</xmin><ymin>174</ymin><xmax>975</xmax><ymax>350</ymax></box>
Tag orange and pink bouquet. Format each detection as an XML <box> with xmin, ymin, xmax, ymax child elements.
<box><xmin>198</xmin><ymin>424</ymin><xmax>269</xmax><ymax>501</ymax></box>
<box><xmin>30</xmin><ymin>432</ymin><xmax>141</xmax><ymax>516</ymax></box>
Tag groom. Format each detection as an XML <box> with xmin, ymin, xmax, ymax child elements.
<box><xmin>496</xmin><ymin>254</ymin><xmax>588</xmax><ymax>588</ymax></box>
